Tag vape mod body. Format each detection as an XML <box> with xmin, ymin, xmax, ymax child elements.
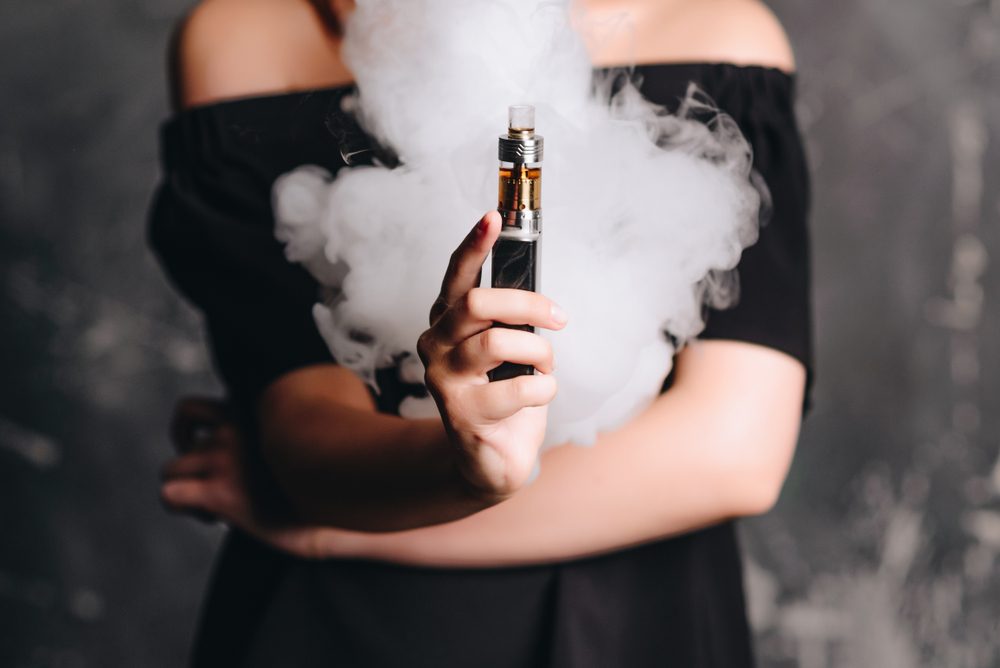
<box><xmin>489</xmin><ymin>105</ymin><xmax>544</xmax><ymax>382</ymax></box>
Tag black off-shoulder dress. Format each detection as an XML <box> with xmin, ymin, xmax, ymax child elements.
<box><xmin>149</xmin><ymin>62</ymin><xmax>812</xmax><ymax>668</ymax></box>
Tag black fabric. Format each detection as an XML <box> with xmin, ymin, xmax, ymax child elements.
<box><xmin>670</xmin><ymin>65</ymin><xmax>813</xmax><ymax>392</ymax></box>
<box><xmin>148</xmin><ymin>62</ymin><xmax>812</xmax><ymax>668</ymax></box>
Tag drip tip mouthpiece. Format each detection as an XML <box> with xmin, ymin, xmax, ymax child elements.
<box><xmin>508</xmin><ymin>105</ymin><xmax>535</xmax><ymax>132</ymax></box>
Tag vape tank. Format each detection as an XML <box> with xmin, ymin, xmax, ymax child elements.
<box><xmin>488</xmin><ymin>105</ymin><xmax>543</xmax><ymax>382</ymax></box>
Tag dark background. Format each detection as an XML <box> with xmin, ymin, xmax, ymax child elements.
<box><xmin>1</xmin><ymin>1</ymin><xmax>998</xmax><ymax>666</ymax></box>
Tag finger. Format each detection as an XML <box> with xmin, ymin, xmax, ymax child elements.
<box><xmin>160</xmin><ymin>479</ymin><xmax>209</xmax><ymax>512</ymax></box>
<box><xmin>465</xmin><ymin>372</ymin><xmax>558</xmax><ymax>421</ymax></box>
<box><xmin>161</xmin><ymin>478</ymin><xmax>238</xmax><ymax>517</ymax></box>
<box><xmin>160</xmin><ymin>452</ymin><xmax>221</xmax><ymax>481</ymax></box>
<box><xmin>448</xmin><ymin>327</ymin><xmax>554</xmax><ymax>377</ymax></box>
<box><xmin>437</xmin><ymin>287</ymin><xmax>568</xmax><ymax>346</ymax></box>
<box><xmin>430</xmin><ymin>211</ymin><xmax>500</xmax><ymax>325</ymax></box>
<box><xmin>159</xmin><ymin>480</ymin><xmax>224</xmax><ymax>525</ymax></box>
<box><xmin>170</xmin><ymin>397</ymin><xmax>231</xmax><ymax>453</ymax></box>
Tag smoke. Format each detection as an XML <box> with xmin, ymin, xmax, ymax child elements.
<box><xmin>273</xmin><ymin>0</ymin><xmax>763</xmax><ymax>448</ymax></box>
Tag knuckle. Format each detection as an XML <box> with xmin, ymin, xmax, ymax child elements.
<box><xmin>423</xmin><ymin>363</ymin><xmax>447</xmax><ymax>392</ymax></box>
<box><xmin>479</xmin><ymin>327</ymin><xmax>499</xmax><ymax>356</ymax></box>
<box><xmin>510</xmin><ymin>375</ymin><xmax>529</xmax><ymax>403</ymax></box>
<box><xmin>541</xmin><ymin>335</ymin><xmax>554</xmax><ymax>360</ymax></box>
<box><xmin>416</xmin><ymin>331</ymin><xmax>430</xmax><ymax>362</ymax></box>
<box><xmin>417</xmin><ymin>330</ymin><xmax>439</xmax><ymax>366</ymax></box>
<box><xmin>464</xmin><ymin>288</ymin><xmax>485</xmax><ymax>319</ymax></box>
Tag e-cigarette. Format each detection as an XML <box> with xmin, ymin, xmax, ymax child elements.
<box><xmin>488</xmin><ymin>104</ymin><xmax>543</xmax><ymax>382</ymax></box>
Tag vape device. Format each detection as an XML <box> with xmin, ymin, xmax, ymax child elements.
<box><xmin>488</xmin><ymin>105</ymin><xmax>543</xmax><ymax>382</ymax></box>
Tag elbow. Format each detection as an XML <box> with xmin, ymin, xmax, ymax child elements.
<box><xmin>257</xmin><ymin>430</ymin><xmax>314</xmax><ymax>517</ymax></box>
<box><xmin>736</xmin><ymin>460</ymin><xmax>788</xmax><ymax>516</ymax></box>
<box><xmin>673</xmin><ymin>340</ymin><xmax>807</xmax><ymax>517</ymax></box>
<box><xmin>257</xmin><ymin>426</ymin><xmax>292</xmax><ymax>489</ymax></box>
<box><xmin>257</xmin><ymin>428</ymin><xmax>340</xmax><ymax>528</ymax></box>
<box><xmin>256</xmin><ymin>406</ymin><xmax>297</xmax><ymax>500</ymax></box>
<box><xmin>256</xmin><ymin>394</ymin><xmax>326</xmax><ymax>523</ymax></box>
<box><xmin>257</xmin><ymin>435</ymin><xmax>343</xmax><ymax>528</ymax></box>
<box><xmin>719</xmin><ymin>421</ymin><xmax>800</xmax><ymax>517</ymax></box>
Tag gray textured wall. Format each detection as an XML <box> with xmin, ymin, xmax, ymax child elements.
<box><xmin>744</xmin><ymin>1</ymin><xmax>1000</xmax><ymax>665</ymax></box>
<box><xmin>1</xmin><ymin>1</ymin><xmax>997</xmax><ymax>667</ymax></box>
<box><xmin>1</xmin><ymin>1</ymin><xmax>218</xmax><ymax>666</ymax></box>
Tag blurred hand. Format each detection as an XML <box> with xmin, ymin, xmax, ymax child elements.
<box><xmin>417</xmin><ymin>211</ymin><xmax>568</xmax><ymax>502</ymax></box>
<box><xmin>160</xmin><ymin>397</ymin><xmax>354</xmax><ymax>560</ymax></box>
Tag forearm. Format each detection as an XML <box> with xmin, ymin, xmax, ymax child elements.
<box><xmin>258</xmin><ymin>366</ymin><xmax>491</xmax><ymax>532</ymax></box>
<box><xmin>344</xmin><ymin>392</ymin><xmax>743</xmax><ymax>565</ymax></box>
<box><xmin>336</xmin><ymin>342</ymin><xmax>804</xmax><ymax>566</ymax></box>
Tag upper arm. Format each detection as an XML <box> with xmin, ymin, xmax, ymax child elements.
<box><xmin>260</xmin><ymin>365</ymin><xmax>377</xmax><ymax>421</ymax></box>
<box><xmin>169</xmin><ymin>0</ymin><xmax>349</xmax><ymax>111</ymax></box>
<box><xmin>169</xmin><ymin>0</ymin><xmax>296</xmax><ymax>110</ymax></box>
<box><xmin>670</xmin><ymin>339</ymin><xmax>805</xmax><ymax>511</ymax></box>
<box><xmin>592</xmin><ymin>0</ymin><xmax>796</xmax><ymax>73</ymax></box>
<box><xmin>257</xmin><ymin>364</ymin><xmax>378</xmax><ymax>465</ymax></box>
<box><xmin>684</xmin><ymin>0</ymin><xmax>796</xmax><ymax>73</ymax></box>
<box><xmin>673</xmin><ymin>338</ymin><xmax>806</xmax><ymax>418</ymax></box>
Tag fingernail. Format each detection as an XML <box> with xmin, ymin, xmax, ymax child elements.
<box><xmin>551</xmin><ymin>303</ymin><xmax>568</xmax><ymax>324</ymax></box>
<box><xmin>477</xmin><ymin>215</ymin><xmax>491</xmax><ymax>235</ymax></box>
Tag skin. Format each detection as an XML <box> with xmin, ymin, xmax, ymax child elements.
<box><xmin>161</xmin><ymin>0</ymin><xmax>806</xmax><ymax>566</ymax></box>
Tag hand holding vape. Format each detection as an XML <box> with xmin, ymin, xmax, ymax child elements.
<box><xmin>489</xmin><ymin>105</ymin><xmax>544</xmax><ymax>382</ymax></box>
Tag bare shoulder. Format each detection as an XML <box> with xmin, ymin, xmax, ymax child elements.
<box><xmin>585</xmin><ymin>0</ymin><xmax>796</xmax><ymax>73</ymax></box>
<box><xmin>170</xmin><ymin>0</ymin><xmax>348</xmax><ymax>111</ymax></box>
<box><xmin>657</xmin><ymin>0</ymin><xmax>796</xmax><ymax>72</ymax></box>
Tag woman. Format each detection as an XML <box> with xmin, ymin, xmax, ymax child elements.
<box><xmin>151</xmin><ymin>0</ymin><xmax>811</xmax><ymax>665</ymax></box>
